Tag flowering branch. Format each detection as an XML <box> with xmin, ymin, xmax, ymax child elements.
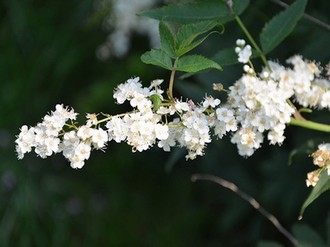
<box><xmin>270</xmin><ymin>0</ymin><xmax>330</xmax><ymax>31</ymax></box>
<box><xmin>15</xmin><ymin>0</ymin><xmax>330</xmax><ymax>218</ymax></box>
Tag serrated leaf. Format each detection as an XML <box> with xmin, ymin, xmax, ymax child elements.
<box><xmin>141</xmin><ymin>49</ymin><xmax>173</xmax><ymax>70</ymax></box>
<box><xmin>175</xmin><ymin>21</ymin><xmax>222</xmax><ymax>57</ymax></box>
<box><xmin>260</xmin><ymin>0</ymin><xmax>307</xmax><ymax>53</ymax></box>
<box><xmin>139</xmin><ymin>0</ymin><xmax>250</xmax><ymax>24</ymax></box>
<box><xmin>175</xmin><ymin>55</ymin><xmax>221</xmax><ymax>73</ymax></box>
<box><xmin>159</xmin><ymin>22</ymin><xmax>176</xmax><ymax>58</ymax></box>
<box><xmin>299</xmin><ymin>169</ymin><xmax>330</xmax><ymax>218</ymax></box>
<box><xmin>292</xmin><ymin>224</ymin><xmax>327</xmax><ymax>247</ymax></box>
<box><xmin>213</xmin><ymin>47</ymin><xmax>239</xmax><ymax>66</ymax></box>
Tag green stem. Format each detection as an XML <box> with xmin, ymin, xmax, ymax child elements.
<box><xmin>168</xmin><ymin>58</ymin><xmax>178</xmax><ymax>101</ymax></box>
<box><xmin>96</xmin><ymin>112</ymin><xmax>130</xmax><ymax>125</ymax></box>
<box><xmin>234</xmin><ymin>15</ymin><xmax>270</xmax><ymax>70</ymax></box>
<box><xmin>289</xmin><ymin>118</ymin><xmax>330</xmax><ymax>133</ymax></box>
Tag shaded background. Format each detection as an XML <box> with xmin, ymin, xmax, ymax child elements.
<box><xmin>1</xmin><ymin>0</ymin><xmax>330</xmax><ymax>246</ymax></box>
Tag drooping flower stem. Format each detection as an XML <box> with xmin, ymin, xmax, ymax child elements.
<box><xmin>290</xmin><ymin>118</ymin><xmax>330</xmax><ymax>133</ymax></box>
<box><xmin>234</xmin><ymin>15</ymin><xmax>270</xmax><ymax>70</ymax></box>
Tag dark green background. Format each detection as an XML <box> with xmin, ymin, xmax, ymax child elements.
<box><xmin>1</xmin><ymin>0</ymin><xmax>330</xmax><ymax>246</ymax></box>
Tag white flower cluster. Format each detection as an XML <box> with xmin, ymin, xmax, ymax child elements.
<box><xmin>15</xmin><ymin>105</ymin><xmax>109</xmax><ymax>169</ymax></box>
<box><xmin>307</xmin><ymin>143</ymin><xmax>330</xmax><ymax>187</ymax></box>
<box><xmin>227</xmin><ymin>72</ymin><xmax>295</xmax><ymax>156</ymax></box>
<box><xmin>228</xmin><ymin>40</ymin><xmax>330</xmax><ymax>157</ymax></box>
<box><xmin>284</xmin><ymin>56</ymin><xmax>330</xmax><ymax>109</ymax></box>
<box><xmin>16</xmin><ymin>77</ymin><xmax>237</xmax><ymax>167</ymax></box>
<box><xmin>107</xmin><ymin>77</ymin><xmax>169</xmax><ymax>152</ymax></box>
<box><xmin>15</xmin><ymin>48</ymin><xmax>330</xmax><ymax>171</ymax></box>
<box><xmin>108</xmin><ymin>78</ymin><xmax>232</xmax><ymax>160</ymax></box>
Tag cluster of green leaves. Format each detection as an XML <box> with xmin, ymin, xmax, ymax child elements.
<box><xmin>141</xmin><ymin>21</ymin><xmax>222</xmax><ymax>73</ymax></box>
<box><xmin>141</xmin><ymin>0</ymin><xmax>308</xmax><ymax>68</ymax></box>
<box><xmin>140</xmin><ymin>0</ymin><xmax>330</xmax><ymax>238</ymax></box>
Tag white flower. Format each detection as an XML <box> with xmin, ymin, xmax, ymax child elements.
<box><xmin>61</xmin><ymin>131</ymin><xmax>80</xmax><ymax>160</ymax></box>
<box><xmin>149</xmin><ymin>79</ymin><xmax>163</xmax><ymax>88</ymax></box>
<box><xmin>113</xmin><ymin>77</ymin><xmax>148</xmax><ymax>104</ymax></box>
<box><xmin>236</xmin><ymin>39</ymin><xmax>246</xmax><ymax>46</ymax></box>
<box><xmin>70</xmin><ymin>155</ymin><xmax>85</xmax><ymax>169</ymax></box>
<box><xmin>75</xmin><ymin>142</ymin><xmax>91</xmax><ymax>161</ymax></box>
<box><xmin>91</xmin><ymin>128</ymin><xmax>108</xmax><ymax>149</ymax></box>
<box><xmin>306</xmin><ymin>170</ymin><xmax>320</xmax><ymax>187</ymax></box>
<box><xmin>130</xmin><ymin>92</ymin><xmax>152</xmax><ymax>112</ymax></box>
<box><xmin>44</xmin><ymin>137</ymin><xmax>60</xmax><ymax>154</ymax></box>
<box><xmin>174</xmin><ymin>100</ymin><xmax>190</xmax><ymax>112</ymax></box>
<box><xmin>216</xmin><ymin>107</ymin><xmax>235</xmax><ymax>123</ymax></box>
<box><xmin>157</xmin><ymin>131</ymin><xmax>176</xmax><ymax>152</ymax></box>
<box><xmin>54</xmin><ymin>104</ymin><xmax>77</xmax><ymax>121</ymax></box>
<box><xmin>106</xmin><ymin>116</ymin><xmax>128</xmax><ymax>143</ymax></box>
<box><xmin>15</xmin><ymin>125</ymin><xmax>36</xmax><ymax>159</ymax></box>
<box><xmin>86</xmin><ymin>113</ymin><xmax>98</xmax><ymax>126</ymax></box>
<box><xmin>77</xmin><ymin>126</ymin><xmax>93</xmax><ymax>140</ymax></box>
<box><xmin>237</xmin><ymin>45</ymin><xmax>252</xmax><ymax>64</ymax></box>
<box><xmin>202</xmin><ymin>95</ymin><xmax>221</xmax><ymax>109</ymax></box>
<box><xmin>155</xmin><ymin>124</ymin><xmax>169</xmax><ymax>140</ymax></box>
<box><xmin>231</xmin><ymin>128</ymin><xmax>263</xmax><ymax>156</ymax></box>
<box><xmin>235</xmin><ymin>39</ymin><xmax>252</xmax><ymax>64</ymax></box>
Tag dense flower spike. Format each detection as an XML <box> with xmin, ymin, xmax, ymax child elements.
<box><xmin>16</xmin><ymin>47</ymin><xmax>330</xmax><ymax>190</ymax></box>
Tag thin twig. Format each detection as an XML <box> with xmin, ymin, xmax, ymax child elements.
<box><xmin>270</xmin><ymin>0</ymin><xmax>330</xmax><ymax>31</ymax></box>
<box><xmin>191</xmin><ymin>173</ymin><xmax>299</xmax><ymax>246</ymax></box>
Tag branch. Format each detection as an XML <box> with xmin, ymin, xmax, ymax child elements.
<box><xmin>289</xmin><ymin>118</ymin><xmax>330</xmax><ymax>133</ymax></box>
<box><xmin>191</xmin><ymin>173</ymin><xmax>299</xmax><ymax>246</ymax></box>
<box><xmin>270</xmin><ymin>0</ymin><xmax>330</xmax><ymax>31</ymax></box>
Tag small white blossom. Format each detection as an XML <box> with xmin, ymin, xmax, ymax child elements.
<box><xmin>174</xmin><ymin>100</ymin><xmax>190</xmax><ymax>113</ymax></box>
<box><xmin>91</xmin><ymin>128</ymin><xmax>108</xmax><ymax>149</ymax></box>
<box><xmin>235</xmin><ymin>39</ymin><xmax>252</xmax><ymax>64</ymax></box>
<box><xmin>77</xmin><ymin>126</ymin><xmax>93</xmax><ymax>140</ymax></box>
<box><xmin>202</xmin><ymin>95</ymin><xmax>221</xmax><ymax>109</ymax></box>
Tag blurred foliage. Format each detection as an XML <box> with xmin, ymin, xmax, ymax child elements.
<box><xmin>0</xmin><ymin>0</ymin><xmax>330</xmax><ymax>246</ymax></box>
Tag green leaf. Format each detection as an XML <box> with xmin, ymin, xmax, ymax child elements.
<box><xmin>260</xmin><ymin>0</ymin><xmax>307</xmax><ymax>53</ymax></box>
<box><xmin>175</xmin><ymin>55</ymin><xmax>221</xmax><ymax>73</ymax></box>
<box><xmin>159</xmin><ymin>22</ymin><xmax>176</xmax><ymax>58</ymax></box>
<box><xmin>141</xmin><ymin>49</ymin><xmax>173</xmax><ymax>70</ymax></box>
<box><xmin>139</xmin><ymin>0</ymin><xmax>250</xmax><ymax>24</ymax></box>
<box><xmin>212</xmin><ymin>47</ymin><xmax>239</xmax><ymax>66</ymax></box>
<box><xmin>292</xmin><ymin>224</ymin><xmax>327</xmax><ymax>247</ymax></box>
<box><xmin>175</xmin><ymin>21</ymin><xmax>222</xmax><ymax>57</ymax></box>
<box><xmin>299</xmin><ymin>169</ymin><xmax>330</xmax><ymax>218</ymax></box>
